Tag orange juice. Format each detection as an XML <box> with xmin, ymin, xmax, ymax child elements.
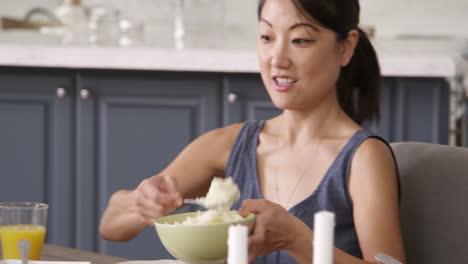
<box><xmin>0</xmin><ymin>225</ymin><xmax>46</xmax><ymax>260</ymax></box>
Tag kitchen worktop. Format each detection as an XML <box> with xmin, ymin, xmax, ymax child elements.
<box><xmin>0</xmin><ymin>36</ymin><xmax>467</xmax><ymax>79</ymax></box>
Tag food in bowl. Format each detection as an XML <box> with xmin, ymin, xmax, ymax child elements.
<box><xmin>154</xmin><ymin>211</ymin><xmax>255</xmax><ymax>264</ymax></box>
<box><xmin>204</xmin><ymin>177</ymin><xmax>240</xmax><ymax>210</ymax></box>
<box><xmin>178</xmin><ymin>210</ymin><xmax>244</xmax><ymax>225</ymax></box>
<box><xmin>192</xmin><ymin>177</ymin><xmax>241</xmax><ymax>210</ymax></box>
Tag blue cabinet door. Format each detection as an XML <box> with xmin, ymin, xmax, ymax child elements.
<box><xmin>74</xmin><ymin>70</ymin><xmax>221</xmax><ymax>259</ymax></box>
<box><xmin>0</xmin><ymin>67</ymin><xmax>75</xmax><ymax>247</ymax></box>
<box><xmin>376</xmin><ymin>78</ymin><xmax>449</xmax><ymax>144</ymax></box>
<box><xmin>223</xmin><ymin>74</ymin><xmax>281</xmax><ymax>125</ymax></box>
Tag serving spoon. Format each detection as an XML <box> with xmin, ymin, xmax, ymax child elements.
<box><xmin>183</xmin><ymin>198</ymin><xmax>232</xmax><ymax>210</ymax></box>
<box><xmin>183</xmin><ymin>198</ymin><xmax>208</xmax><ymax>208</ymax></box>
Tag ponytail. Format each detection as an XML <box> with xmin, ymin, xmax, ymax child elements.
<box><xmin>337</xmin><ymin>28</ymin><xmax>381</xmax><ymax>125</ymax></box>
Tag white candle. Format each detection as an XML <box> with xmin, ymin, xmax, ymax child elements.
<box><xmin>228</xmin><ymin>224</ymin><xmax>248</xmax><ymax>264</ymax></box>
<box><xmin>313</xmin><ymin>211</ymin><xmax>335</xmax><ymax>264</ymax></box>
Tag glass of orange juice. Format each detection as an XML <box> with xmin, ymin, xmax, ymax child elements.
<box><xmin>0</xmin><ymin>202</ymin><xmax>48</xmax><ymax>260</ymax></box>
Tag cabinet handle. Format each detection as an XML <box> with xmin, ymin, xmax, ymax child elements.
<box><xmin>80</xmin><ymin>89</ymin><xmax>90</xmax><ymax>100</ymax></box>
<box><xmin>227</xmin><ymin>93</ymin><xmax>238</xmax><ymax>104</ymax></box>
<box><xmin>56</xmin><ymin>88</ymin><xmax>66</xmax><ymax>98</ymax></box>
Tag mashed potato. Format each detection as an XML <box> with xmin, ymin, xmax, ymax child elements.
<box><xmin>171</xmin><ymin>178</ymin><xmax>243</xmax><ymax>226</ymax></box>
<box><xmin>204</xmin><ymin>177</ymin><xmax>240</xmax><ymax>210</ymax></box>
<box><xmin>177</xmin><ymin>210</ymin><xmax>244</xmax><ymax>225</ymax></box>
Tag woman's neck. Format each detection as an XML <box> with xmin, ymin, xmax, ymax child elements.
<box><xmin>271</xmin><ymin>102</ymin><xmax>350</xmax><ymax>146</ymax></box>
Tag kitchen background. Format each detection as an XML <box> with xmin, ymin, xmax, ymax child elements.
<box><xmin>1</xmin><ymin>0</ymin><xmax>468</xmax><ymax>48</ymax></box>
<box><xmin>1</xmin><ymin>0</ymin><xmax>468</xmax><ymax>262</ymax></box>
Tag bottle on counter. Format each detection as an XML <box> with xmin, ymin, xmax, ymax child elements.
<box><xmin>54</xmin><ymin>0</ymin><xmax>88</xmax><ymax>45</ymax></box>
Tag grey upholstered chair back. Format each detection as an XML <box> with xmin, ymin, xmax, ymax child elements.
<box><xmin>391</xmin><ymin>142</ymin><xmax>468</xmax><ymax>264</ymax></box>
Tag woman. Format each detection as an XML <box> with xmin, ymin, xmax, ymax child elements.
<box><xmin>99</xmin><ymin>0</ymin><xmax>405</xmax><ymax>263</ymax></box>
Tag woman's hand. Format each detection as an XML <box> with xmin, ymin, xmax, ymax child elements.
<box><xmin>135</xmin><ymin>175</ymin><xmax>183</xmax><ymax>226</ymax></box>
<box><xmin>238</xmin><ymin>199</ymin><xmax>312</xmax><ymax>263</ymax></box>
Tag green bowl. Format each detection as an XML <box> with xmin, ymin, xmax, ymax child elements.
<box><xmin>154</xmin><ymin>211</ymin><xmax>255</xmax><ymax>264</ymax></box>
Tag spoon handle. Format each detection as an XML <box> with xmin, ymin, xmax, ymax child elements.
<box><xmin>18</xmin><ymin>239</ymin><xmax>30</xmax><ymax>264</ymax></box>
<box><xmin>183</xmin><ymin>198</ymin><xmax>206</xmax><ymax>208</ymax></box>
<box><xmin>375</xmin><ymin>253</ymin><xmax>402</xmax><ymax>264</ymax></box>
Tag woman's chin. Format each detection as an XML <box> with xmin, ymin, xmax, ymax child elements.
<box><xmin>270</xmin><ymin>100</ymin><xmax>298</xmax><ymax>111</ymax></box>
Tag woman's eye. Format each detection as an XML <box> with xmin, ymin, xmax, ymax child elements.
<box><xmin>292</xmin><ymin>38</ymin><xmax>313</xmax><ymax>45</ymax></box>
<box><xmin>259</xmin><ymin>35</ymin><xmax>272</xmax><ymax>43</ymax></box>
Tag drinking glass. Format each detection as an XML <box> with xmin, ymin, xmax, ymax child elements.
<box><xmin>0</xmin><ymin>202</ymin><xmax>48</xmax><ymax>260</ymax></box>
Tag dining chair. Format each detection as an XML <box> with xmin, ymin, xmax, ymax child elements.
<box><xmin>390</xmin><ymin>142</ymin><xmax>468</xmax><ymax>264</ymax></box>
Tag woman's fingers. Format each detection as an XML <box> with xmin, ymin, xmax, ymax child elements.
<box><xmin>163</xmin><ymin>176</ymin><xmax>183</xmax><ymax>206</ymax></box>
<box><xmin>240</xmin><ymin>199</ymin><xmax>271</xmax><ymax>260</ymax></box>
<box><xmin>149</xmin><ymin>176</ymin><xmax>181</xmax><ymax>206</ymax></box>
<box><xmin>135</xmin><ymin>175</ymin><xmax>182</xmax><ymax>224</ymax></box>
<box><xmin>238</xmin><ymin>199</ymin><xmax>267</xmax><ymax>217</ymax></box>
<box><xmin>249</xmin><ymin>218</ymin><xmax>266</xmax><ymax>245</ymax></box>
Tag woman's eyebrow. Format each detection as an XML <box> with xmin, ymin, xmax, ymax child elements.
<box><xmin>260</xmin><ymin>18</ymin><xmax>272</xmax><ymax>27</ymax></box>
<box><xmin>259</xmin><ymin>18</ymin><xmax>320</xmax><ymax>33</ymax></box>
<box><xmin>290</xmin><ymin>23</ymin><xmax>320</xmax><ymax>32</ymax></box>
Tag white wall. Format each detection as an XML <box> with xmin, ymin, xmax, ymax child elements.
<box><xmin>1</xmin><ymin>0</ymin><xmax>467</xmax><ymax>48</ymax></box>
<box><xmin>360</xmin><ymin>0</ymin><xmax>468</xmax><ymax>38</ymax></box>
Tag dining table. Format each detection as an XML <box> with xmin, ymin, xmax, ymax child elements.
<box><xmin>1</xmin><ymin>244</ymin><xmax>129</xmax><ymax>264</ymax></box>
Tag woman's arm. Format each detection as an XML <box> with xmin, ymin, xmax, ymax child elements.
<box><xmin>345</xmin><ymin>137</ymin><xmax>405</xmax><ymax>263</ymax></box>
<box><xmin>99</xmin><ymin>124</ymin><xmax>243</xmax><ymax>241</ymax></box>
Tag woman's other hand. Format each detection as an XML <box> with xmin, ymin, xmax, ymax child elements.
<box><xmin>238</xmin><ymin>199</ymin><xmax>313</xmax><ymax>263</ymax></box>
<box><xmin>99</xmin><ymin>175</ymin><xmax>183</xmax><ymax>241</ymax></box>
<box><xmin>135</xmin><ymin>175</ymin><xmax>183</xmax><ymax>226</ymax></box>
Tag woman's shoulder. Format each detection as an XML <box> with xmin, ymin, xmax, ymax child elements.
<box><xmin>350</xmin><ymin>135</ymin><xmax>396</xmax><ymax>179</ymax></box>
<box><xmin>203</xmin><ymin>122</ymin><xmax>245</xmax><ymax>142</ymax></box>
<box><xmin>349</xmin><ymin>130</ymin><xmax>392</xmax><ymax>162</ymax></box>
<box><xmin>194</xmin><ymin>122</ymin><xmax>248</xmax><ymax>152</ymax></box>
<box><xmin>175</xmin><ymin>122</ymin><xmax>248</xmax><ymax>174</ymax></box>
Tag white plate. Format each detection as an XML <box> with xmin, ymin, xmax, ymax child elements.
<box><xmin>1</xmin><ymin>260</ymin><xmax>91</xmax><ymax>264</ymax></box>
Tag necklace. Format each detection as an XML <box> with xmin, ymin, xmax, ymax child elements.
<box><xmin>273</xmin><ymin>139</ymin><xmax>322</xmax><ymax>209</ymax></box>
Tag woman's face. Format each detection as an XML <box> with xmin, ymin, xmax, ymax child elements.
<box><xmin>257</xmin><ymin>0</ymin><xmax>355</xmax><ymax>111</ymax></box>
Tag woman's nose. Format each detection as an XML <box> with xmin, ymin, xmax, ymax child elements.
<box><xmin>271</xmin><ymin>42</ymin><xmax>292</xmax><ymax>69</ymax></box>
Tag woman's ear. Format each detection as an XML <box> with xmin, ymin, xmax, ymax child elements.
<box><xmin>340</xmin><ymin>29</ymin><xmax>359</xmax><ymax>67</ymax></box>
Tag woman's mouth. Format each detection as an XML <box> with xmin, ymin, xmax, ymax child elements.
<box><xmin>273</xmin><ymin>77</ymin><xmax>297</xmax><ymax>91</ymax></box>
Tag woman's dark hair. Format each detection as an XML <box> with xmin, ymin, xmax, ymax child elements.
<box><xmin>258</xmin><ymin>0</ymin><xmax>381</xmax><ymax>124</ymax></box>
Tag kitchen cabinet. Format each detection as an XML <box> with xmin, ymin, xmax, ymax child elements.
<box><xmin>223</xmin><ymin>74</ymin><xmax>282</xmax><ymax>124</ymax></box>
<box><xmin>74</xmin><ymin>70</ymin><xmax>221</xmax><ymax>259</ymax></box>
<box><xmin>0</xmin><ymin>68</ymin><xmax>75</xmax><ymax>247</ymax></box>
<box><xmin>377</xmin><ymin>77</ymin><xmax>449</xmax><ymax>144</ymax></box>
<box><xmin>0</xmin><ymin>66</ymin><xmax>451</xmax><ymax>260</ymax></box>
<box><xmin>0</xmin><ymin>67</ymin><xmax>221</xmax><ymax>260</ymax></box>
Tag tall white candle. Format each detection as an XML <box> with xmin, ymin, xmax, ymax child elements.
<box><xmin>313</xmin><ymin>211</ymin><xmax>335</xmax><ymax>264</ymax></box>
<box><xmin>228</xmin><ymin>224</ymin><xmax>248</xmax><ymax>264</ymax></box>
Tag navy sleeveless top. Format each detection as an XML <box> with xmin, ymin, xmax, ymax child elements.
<box><xmin>227</xmin><ymin>120</ymin><xmax>388</xmax><ymax>264</ymax></box>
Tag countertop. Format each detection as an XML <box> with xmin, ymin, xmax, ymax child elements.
<box><xmin>0</xmin><ymin>35</ymin><xmax>467</xmax><ymax>79</ymax></box>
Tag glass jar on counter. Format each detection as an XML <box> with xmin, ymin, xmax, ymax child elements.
<box><xmin>54</xmin><ymin>0</ymin><xmax>89</xmax><ymax>45</ymax></box>
<box><xmin>119</xmin><ymin>17</ymin><xmax>145</xmax><ymax>47</ymax></box>
<box><xmin>174</xmin><ymin>0</ymin><xmax>226</xmax><ymax>49</ymax></box>
<box><xmin>88</xmin><ymin>5</ymin><xmax>120</xmax><ymax>46</ymax></box>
